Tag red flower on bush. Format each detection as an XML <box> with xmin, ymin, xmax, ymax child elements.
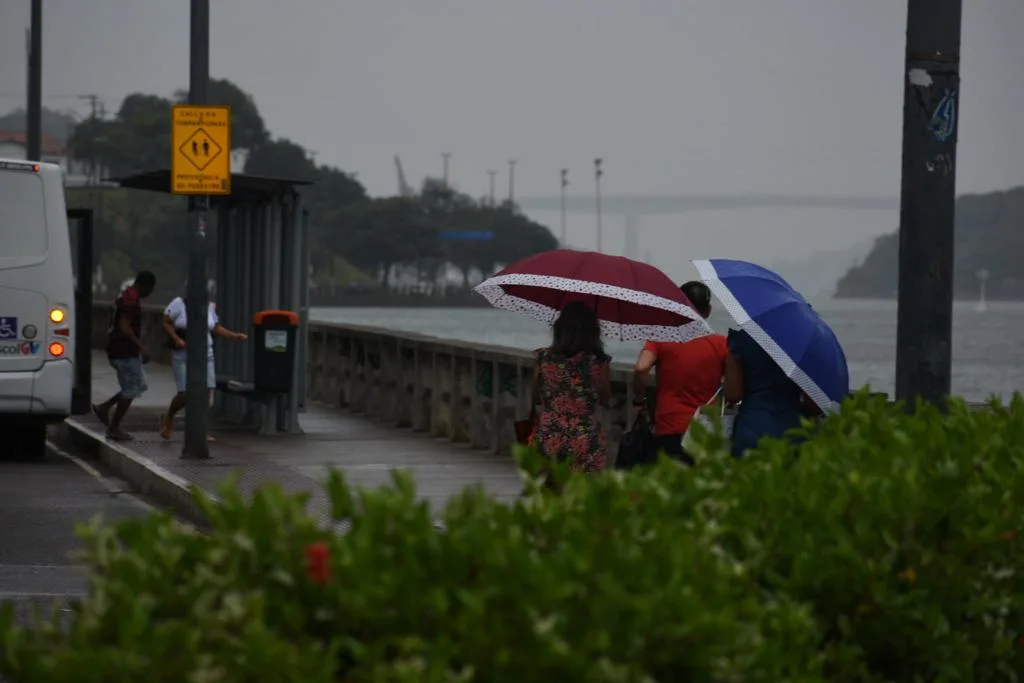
<box><xmin>305</xmin><ymin>542</ymin><xmax>331</xmax><ymax>585</ymax></box>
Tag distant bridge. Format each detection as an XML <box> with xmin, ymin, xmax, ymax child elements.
<box><xmin>516</xmin><ymin>193</ymin><xmax>899</xmax><ymax>215</ymax></box>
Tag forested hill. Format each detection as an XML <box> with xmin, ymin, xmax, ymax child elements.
<box><xmin>834</xmin><ymin>186</ymin><xmax>1024</xmax><ymax>300</ymax></box>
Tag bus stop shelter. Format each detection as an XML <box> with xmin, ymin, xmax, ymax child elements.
<box><xmin>110</xmin><ymin>168</ymin><xmax>313</xmax><ymax>434</ymax></box>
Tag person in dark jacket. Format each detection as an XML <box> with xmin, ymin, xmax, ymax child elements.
<box><xmin>92</xmin><ymin>270</ymin><xmax>156</xmax><ymax>441</ymax></box>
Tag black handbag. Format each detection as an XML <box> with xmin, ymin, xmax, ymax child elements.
<box><xmin>614</xmin><ymin>413</ymin><xmax>655</xmax><ymax>470</ymax></box>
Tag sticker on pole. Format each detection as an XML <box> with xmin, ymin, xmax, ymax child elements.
<box><xmin>171</xmin><ymin>105</ymin><xmax>232</xmax><ymax>196</ymax></box>
<box><xmin>928</xmin><ymin>90</ymin><xmax>957</xmax><ymax>143</ymax></box>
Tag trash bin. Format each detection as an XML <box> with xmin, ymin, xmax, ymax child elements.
<box><xmin>252</xmin><ymin>310</ymin><xmax>299</xmax><ymax>393</ymax></box>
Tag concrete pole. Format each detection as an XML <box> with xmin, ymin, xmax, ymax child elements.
<box><xmin>894</xmin><ymin>0</ymin><xmax>963</xmax><ymax>406</ymax></box>
<box><xmin>26</xmin><ymin>0</ymin><xmax>42</xmax><ymax>161</ymax></box>
<box><xmin>183</xmin><ymin>0</ymin><xmax>212</xmax><ymax>459</ymax></box>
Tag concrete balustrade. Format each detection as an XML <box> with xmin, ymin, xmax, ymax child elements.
<box><xmin>90</xmin><ymin>304</ymin><xmax>639</xmax><ymax>455</ymax></box>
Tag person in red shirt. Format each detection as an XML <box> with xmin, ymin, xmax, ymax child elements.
<box><xmin>92</xmin><ymin>271</ymin><xmax>156</xmax><ymax>441</ymax></box>
<box><xmin>632</xmin><ymin>281</ymin><xmax>727</xmax><ymax>464</ymax></box>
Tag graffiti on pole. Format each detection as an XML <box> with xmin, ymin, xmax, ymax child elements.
<box><xmin>925</xmin><ymin>152</ymin><xmax>953</xmax><ymax>177</ymax></box>
<box><xmin>928</xmin><ymin>89</ymin><xmax>957</xmax><ymax>143</ymax></box>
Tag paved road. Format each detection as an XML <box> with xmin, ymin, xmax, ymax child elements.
<box><xmin>0</xmin><ymin>447</ymin><xmax>151</xmax><ymax>626</ymax></box>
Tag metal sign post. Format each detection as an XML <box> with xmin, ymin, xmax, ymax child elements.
<box><xmin>172</xmin><ymin>0</ymin><xmax>231</xmax><ymax>459</ymax></box>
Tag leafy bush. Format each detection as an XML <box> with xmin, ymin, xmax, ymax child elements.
<box><xmin>677</xmin><ymin>392</ymin><xmax>1024</xmax><ymax>680</ymax></box>
<box><xmin>2</xmin><ymin>392</ymin><xmax>1024</xmax><ymax>681</ymax></box>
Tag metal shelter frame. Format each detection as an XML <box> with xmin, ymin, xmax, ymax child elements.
<box><xmin>111</xmin><ymin>169</ymin><xmax>313</xmax><ymax>434</ymax></box>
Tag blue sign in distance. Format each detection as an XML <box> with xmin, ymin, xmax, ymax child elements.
<box><xmin>439</xmin><ymin>230</ymin><xmax>494</xmax><ymax>241</ymax></box>
<box><xmin>0</xmin><ymin>317</ymin><xmax>17</xmax><ymax>340</ymax></box>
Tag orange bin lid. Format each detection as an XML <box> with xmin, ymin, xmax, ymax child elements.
<box><xmin>253</xmin><ymin>309</ymin><xmax>299</xmax><ymax>326</ymax></box>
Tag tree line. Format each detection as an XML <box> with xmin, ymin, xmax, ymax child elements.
<box><xmin>66</xmin><ymin>78</ymin><xmax>557</xmax><ymax>293</ymax></box>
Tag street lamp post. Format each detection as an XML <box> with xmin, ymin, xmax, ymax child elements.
<box><xmin>594</xmin><ymin>158</ymin><xmax>604</xmax><ymax>252</ymax></box>
<box><xmin>507</xmin><ymin>159</ymin><xmax>518</xmax><ymax>205</ymax></box>
<box><xmin>26</xmin><ymin>0</ymin><xmax>42</xmax><ymax>161</ymax></box>
<box><xmin>560</xmin><ymin>169</ymin><xmax>569</xmax><ymax>246</ymax></box>
<box><xmin>441</xmin><ymin>152</ymin><xmax>451</xmax><ymax>187</ymax></box>
<box><xmin>487</xmin><ymin>170</ymin><xmax>496</xmax><ymax>205</ymax></box>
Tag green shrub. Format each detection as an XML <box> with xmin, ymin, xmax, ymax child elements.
<box><xmin>0</xmin><ymin>462</ymin><xmax>822</xmax><ymax>681</ymax></box>
<box><xmin>2</xmin><ymin>392</ymin><xmax>1023</xmax><ymax>681</ymax></box>
<box><xmin>679</xmin><ymin>392</ymin><xmax>1024</xmax><ymax>681</ymax></box>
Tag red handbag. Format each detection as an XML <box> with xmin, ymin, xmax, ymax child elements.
<box><xmin>514</xmin><ymin>406</ymin><xmax>537</xmax><ymax>445</ymax></box>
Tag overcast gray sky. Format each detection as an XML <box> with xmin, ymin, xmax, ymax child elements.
<box><xmin>1</xmin><ymin>0</ymin><xmax>1021</xmax><ymax>271</ymax></box>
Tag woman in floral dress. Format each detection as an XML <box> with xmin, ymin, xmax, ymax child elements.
<box><xmin>531</xmin><ymin>301</ymin><xmax>612</xmax><ymax>472</ymax></box>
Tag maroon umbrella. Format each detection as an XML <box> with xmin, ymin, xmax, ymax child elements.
<box><xmin>475</xmin><ymin>249</ymin><xmax>713</xmax><ymax>342</ymax></box>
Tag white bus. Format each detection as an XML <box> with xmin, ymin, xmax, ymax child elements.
<box><xmin>0</xmin><ymin>159</ymin><xmax>75</xmax><ymax>458</ymax></box>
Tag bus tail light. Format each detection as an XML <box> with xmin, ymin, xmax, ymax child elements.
<box><xmin>49</xmin><ymin>308</ymin><xmax>66</xmax><ymax>324</ymax></box>
<box><xmin>48</xmin><ymin>341</ymin><xmax>65</xmax><ymax>357</ymax></box>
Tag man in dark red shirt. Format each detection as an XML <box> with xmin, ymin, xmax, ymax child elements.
<box><xmin>92</xmin><ymin>271</ymin><xmax>156</xmax><ymax>441</ymax></box>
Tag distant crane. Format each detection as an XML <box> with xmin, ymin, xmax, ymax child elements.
<box><xmin>394</xmin><ymin>155</ymin><xmax>414</xmax><ymax>197</ymax></box>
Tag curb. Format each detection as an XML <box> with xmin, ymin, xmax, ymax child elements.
<box><xmin>52</xmin><ymin>420</ymin><xmax>219</xmax><ymax>528</ymax></box>
<box><xmin>53</xmin><ymin>420</ymin><xmax>451</xmax><ymax>534</ymax></box>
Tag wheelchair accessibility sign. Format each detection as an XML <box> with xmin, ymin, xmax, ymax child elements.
<box><xmin>0</xmin><ymin>317</ymin><xmax>16</xmax><ymax>340</ymax></box>
<box><xmin>0</xmin><ymin>341</ymin><xmax>40</xmax><ymax>356</ymax></box>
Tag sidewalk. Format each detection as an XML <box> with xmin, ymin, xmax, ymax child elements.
<box><xmin>61</xmin><ymin>352</ymin><xmax>523</xmax><ymax>525</ymax></box>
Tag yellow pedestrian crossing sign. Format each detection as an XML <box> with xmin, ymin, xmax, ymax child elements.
<box><xmin>171</xmin><ymin>105</ymin><xmax>231</xmax><ymax>195</ymax></box>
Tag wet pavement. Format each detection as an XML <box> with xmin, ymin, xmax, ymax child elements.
<box><xmin>79</xmin><ymin>351</ymin><xmax>523</xmax><ymax>518</ymax></box>
<box><xmin>0</xmin><ymin>448</ymin><xmax>150</xmax><ymax>626</ymax></box>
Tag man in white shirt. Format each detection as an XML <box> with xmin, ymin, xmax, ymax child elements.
<box><xmin>158</xmin><ymin>285</ymin><xmax>248</xmax><ymax>441</ymax></box>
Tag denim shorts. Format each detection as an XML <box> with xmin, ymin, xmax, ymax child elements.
<box><xmin>109</xmin><ymin>357</ymin><xmax>148</xmax><ymax>400</ymax></box>
<box><xmin>171</xmin><ymin>354</ymin><xmax>216</xmax><ymax>393</ymax></box>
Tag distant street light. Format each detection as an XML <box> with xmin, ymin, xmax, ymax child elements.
<box><xmin>441</xmin><ymin>152</ymin><xmax>452</xmax><ymax>187</ymax></box>
<box><xmin>560</xmin><ymin>169</ymin><xmax>569</xmax><ymax>246</ymax></box>
<box><xmin>594</xmin><ymin>158</ymin><xmax>604</xmax><ymax>252</ymax></box>
<box><xmin>507</xmin><ymin>159</ymin><xmax>518</xmax><ymax>204</ymax></box>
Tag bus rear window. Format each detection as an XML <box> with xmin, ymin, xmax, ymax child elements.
<box><xmin>0</xmin><ymin>170</ymin><xmax>48</xmax><ymax>260</ymax></box>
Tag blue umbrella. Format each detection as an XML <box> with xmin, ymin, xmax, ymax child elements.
<box><xmin>692</xmin><ymin>258</ymin><xmax>850</xmax><ymax>414</ymax></box>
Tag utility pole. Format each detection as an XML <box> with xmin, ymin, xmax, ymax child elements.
<box><xmin>79</xmin><ymin>94</ymin><xmax>99</xmax><ymax>119</ymax></box>
<box><xmin>594</xmin><ymin>158</ymin><xmax>604</xmax><ymax>252</ymax></box>
<box><xmin>894</xmin><ymin>0</ymin><xmax>963</xmax><ymax>406</ymax></box>
<box><xmin>560</xmin><ymin>169</ymin><xmax>569</xmax><ymax>246</ymax></box>
<box><xmin>26</xmin><ymin>0</ymin><xmax>42</xmax><ymax>161</ymax></box>
<box><xmin>183</xmin><ymin>0</ymin><xmax>212</xmax><ymax>460</ymax></box>
<box><xmin>507</xmin><ymin>159</ymin><xmax>517</xmax><ymax>205</ymax></box>
<box><xmin>487</xmin><ymin>170</ymin><xmax>496</xmax><ymax>205</ymax></box>
<box><xmin>441</xmin><ymin>152</ymin><xmax>451</xmax><ymax>187</ymax></box>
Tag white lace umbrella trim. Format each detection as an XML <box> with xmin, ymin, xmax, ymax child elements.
<box><xmin>475</xmin><ymin>272</ymin><xmax>714</xmax><ymax>343</ymax></box>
